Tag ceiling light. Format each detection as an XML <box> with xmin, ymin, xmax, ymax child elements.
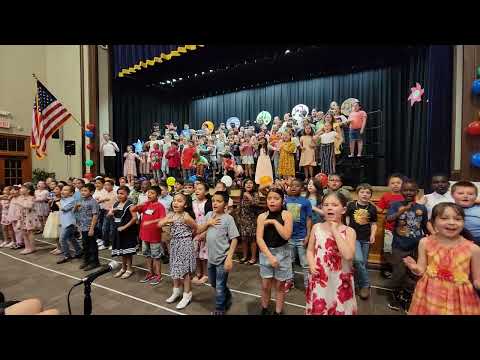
<box><xmin>172</xmin><ymin>79</ymin><xmax>176</xmax><ymax>82</ymax></box>
<box><xmin>209</xmin><ymin>69</ymin><xmax>213</xmax><ymax>72</ymax></box>
<box><xmin>166</xmin><ymin>80</ymin><xmax>171</xmax><ymax>84</ymax></box>
<box><xmin>285</xmin><ymin>49</ymin><xmax>291</xmax><ymax>54</ymax></box>
<box><xmin>179</xmin><ymin>78</ymin><xmax>183</xmax><ymax>80</ymax></box>
<box><xmin>195</xmin><ymin>73</ymin><xmax>198</xmax><ymax>76</ymax></box>
<box><xmin>201</xmin><ymin>72</ymin><xmax>205</xmax><ymax>75</ymax></box>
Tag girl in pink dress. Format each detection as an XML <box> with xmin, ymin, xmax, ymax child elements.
<box><xmin>306</xmin><ymin>191</ymin><xmax>357</xmax><ymax>315</ymax></box>
<box><xmin>34</xmin><ymin>180</ymin><xmax>50</xmax><ymax>230</ymax></box>
<box><xmin>17</xmin><ymin>184</ymin><xmax>40</xmax><ymax>255</ymax></box>
<box><xmin>0</xmin><ymin>186</ymin><xmax>14</xmax><ymax>247</ymax></box>
<box><xmin>6</xmin><ymin>186</ymin><xmax>24</xmax><ymax>249</ymax></box>
<box><xmin>123</xmin><ymin>145</ymin><xmax>141</xmax><ymax>185</ymax></box>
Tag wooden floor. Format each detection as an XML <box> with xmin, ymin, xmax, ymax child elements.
<box><xmin>0</xmin><ymin>236</ymin><xmax>402</xmax><ymax>315</ymax></box>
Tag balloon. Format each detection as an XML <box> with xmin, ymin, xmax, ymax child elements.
<box><xmin>85</xmin><ymin>131</ymin><xmax>94</xmax><ymax>138</ymax></box>
<box><xmin>477</xmin><ymin>66</ymin><xmax>480</xmax><ymax>79</ymax></box>
<box><xmin>259</xmin><ymin>176</ymin><xmax>273</xmax><ymax>186</ymax></box>
<box><xmin>467</xmin><ymin>121</ymin><xmax>480</xmax><ymax>136</ymax></box>
<box><xmin>315</xmin><ymin>173</ymin><xmax>329</xmax><ymax>188</ymax></box>
<box><xmin>166</xmin><ymin>177</ymin><xmax>176</xmax><ymax>186</ymax></box>
<box><xmin>86</xmin><ymin>143</ymin><xmax>95</xmax><ymax>150</ymax></box>
<box><xmin>471</xmin><ymin>153</ymin><xmax>480</xmax><ymax>168</ymax></box>
<box><xmin>188</xmin><ymin>175</ymin><xmax>197</xmax><ymax>183</ymax></box>
<box><xmin>85</xmin><ymin>159</ymin><xmax>94</xmax><ymax>167</ymax></box>
<box><xmin>221</xmin><ymin>175</ymin><xmax>233</xmax><ymax>188</ymax></box>
<box><xmin>84</xmin><ymin>172</ymin><xmax>94</xmax><ymax>179</ymax></box>
<box><xmin>473</xmin><ymin>79</ymin><xmax>480</xmax><ymax>96</ymax></box>
<box><xmin>134</xmin><ymin>139</ymin><xmax>144</xmax><ymax>154</ymax></box>
<box><xmin>86</xmin><ymin>123</ymin><xmax>95</xmax><ymax>130</ymax></box>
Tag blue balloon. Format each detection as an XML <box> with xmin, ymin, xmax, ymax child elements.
<box><xmin>85</xmin><ymin>130</ymin><xmax>94</xmax><ymax>138</ymax></box>
<box><xmin>133</xmin><ymin>139</ymin><xmax>144</xmax><ymax>154</ymax></box>
<box><xmin>471</xmin><ymin>153</ymin><xmax>480</xmax><ymax>168</ymax></box>
<box><xmin>473</xmin><ymin>79</ymin><xmax>480</xmax><ymax>96</ymax></box>
<box><xmin>188</xmin><ymin>175</ymin><xmax>197</xmax><ymax>183</ymax></box>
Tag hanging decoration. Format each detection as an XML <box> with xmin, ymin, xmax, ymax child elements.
<box><xmin>86</xmin><ymin>143</ymin><xmax>95</xmax><ymax>150</ymax></box>
<box><xmin>85</xmin><ymin>159</ymin><xmax>94</xmax><ymax>167</ymax></box>
<box><xmin>408</xmin><ymin>82</ymin><xmax>425</xmax><ymax>106</ymax></box>
<box><xmin>471</xmin><ymin>153</ymin><xmax>480</xmax><ymax>168</ymax></box>
<box><xmin>85</xmin><ymin>130</ymin><xmax>94</xmax><ymax>138</ymax></box>
<box><xmin>86</xmin><ymin>123</ymin><xmax>95</xmax><ymax>131</ymax></box>
<box><xmin>472</xmin><ymin>79</ymin><xmax>480</xmax><ymax>96</ymax></box>
<box><xmin>467</xmin><ymin>113</ymin><xmax>480</xmax><ymax>136</ymax></box>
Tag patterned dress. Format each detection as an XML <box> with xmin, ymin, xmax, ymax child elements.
<box><xmin>111</xmin><ymin>200</ymin><xmax>138</xmax><ymax>257</ymax></box>
<box><xmin>306</xmin><ymin>224</ymin><xmax>357</xmax><ymax>315</ymax></box>
<box><xmin>192</xmin><ymin>199</ymin><xmax>208</xmax><ymax>260</ymax></box>
<box><xmin>123</xmin><ymin>152</ymin><xmax>139</xmax><ymax>177</ymax></box>
<box><xmin>1</xmin><ymin>199</ymin><xmax>10</xmax><ymax>225</ymax></box>
<box><xmin>278</xmin><ymin>141</ymin><xmax>297</xmax><ymax>178</ymax></box>
<box><xmin>169</xmin><ymin>214</ymin><xmax>196</xmax><ymax>280</ymax></box>
<box><xmin>34</xmin><ymin>189</ymin><xmax>50</xmax><ymax>218</ymax></box>
<box><xmin>409</xmin><ymin>236</ymin><xmax>480</xmax><ymax>315</ymax></box>
<box><xmin>237</xmin><ymin>192</ymin><xmax>259</xmax><ymax>243</ymax></box>
<box><xmin>17</xmin><ymin>195</ymin><xmax>41</xmax><ymax>231</ymax></box>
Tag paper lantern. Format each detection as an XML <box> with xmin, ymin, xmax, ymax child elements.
<box><xmin>166</xmin><ymin>177</ymin><xmax>176</xmax><ymax>186</ymax></box>
<box><xmin>85</xmin><ymin>159</ymin><xmax>94</xmax><ymax>167</ymax></box>
<box><xmin>471</xmin><ymin>153</ymin><xmax>480</xmax><ymax>168</ymax></box>
<box><xmin>467</xmin><ymin>120</ymin><xmax>480</xmax><ymax>136</ymax></box>
<box><xmin>86</xmin><ymin>123</ymin><xmax>95</xmax><ymax>131</ymax></box>
<box><xmin>86</xmin><ymin>143</ymin><xmax>95</xmax><ymax>150</ymax></box>
<box><xmin>85</xmin><ymin>130</ymin><xmax>94</xmax><ymax>138</ymax></box>
<box><xmin>473</xmin><ymin>79</ymin><xmax>480</xmax><ymax>96</ymax></box>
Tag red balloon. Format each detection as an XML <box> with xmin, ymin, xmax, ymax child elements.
<box><xmin>315</xmin><ymin>172</ymin><xmax>329</xmax><ymax>188</ymax></box>
<box><xmin>86</xmin><ymin>123</ymin><xmax>96</xmax><ymax>131</ymax></box>
<box><xmin>86</xmin><ymin>143</ymin><xmax>95</xmax><ymax>150</ymax></box>
<box><xmin>467</xmin><ymin>121</ymin><xmax>480</xmax><ymax>136</ymax></box>
<box><xmin>84</xmin><ymin>172</ymin><xmax>94</xmax><ymax>179</ymax></box>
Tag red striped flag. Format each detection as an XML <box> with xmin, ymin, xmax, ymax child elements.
<box><xmin>31</xmin><ymin>80</ymin><xmax>71</xmax><ymax>159</ymax></box>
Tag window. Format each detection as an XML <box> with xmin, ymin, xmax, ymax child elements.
<box><xmin>4</xmin><ymin>158</ymin><xmax>22</xmax><ymax>186</ymax></box>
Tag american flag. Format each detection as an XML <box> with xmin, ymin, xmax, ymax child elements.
<box><xmin>31</xmin><ymin>80</ymin><xmax>71</xmax><ymax>159</ymax></box>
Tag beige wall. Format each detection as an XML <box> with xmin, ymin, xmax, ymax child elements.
<box><xmin>98</xmin><ymin>45</ymin><xmax>111</xmax><ymax>174</ymax></box>
<box><xmin>0</xmin><ymin>45</ymin><xmax>83</xmax><ymax>180</ymax></box>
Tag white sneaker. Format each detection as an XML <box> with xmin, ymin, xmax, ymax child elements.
<box><xmin>176</xmin><ymin>292</ymin><xmax>192</xmax><ymax>309</ymax></box>
<box><xmin>98</xmin><ymin>245</ymin><xmax>107</xmax><ymax>250</ymax></box>
<box><xmin>96</xmin><ymin>239</ymin><xmax>102</xmax><ymax>244</ymax></box>
<box><xmin>0</xmin><ymin>241</ymin><xmax>7</xmax><ymax>247</ymax></box>
<box><xmin>108</xmin><ymin>246</ymin><xmax>112</xmax><ymax>250</ymax></box>
<box><xmin>166</xmin><ymin>287</ymin><xmax>183</xmax><ymax>304</ymax></box>
<box><xmin>5</xmin><ymin>241</ymin><xmax>15</xmax><ymax>248</ymax></box>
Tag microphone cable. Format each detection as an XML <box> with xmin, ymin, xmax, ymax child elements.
<box><xmin>67</xmin><ymin>282</ymin><xmax>82</xmax><ymax>315</ymax></box>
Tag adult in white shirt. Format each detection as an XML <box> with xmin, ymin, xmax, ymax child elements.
<box><xmin>418</xmin><ymin>174</ymin><xmax>454</xmax><ymax>220</ymax></box>
<box><xmin>100</xmin><ymin>133</ymin><xmax>119</xmax><ymax>178</ymax></box>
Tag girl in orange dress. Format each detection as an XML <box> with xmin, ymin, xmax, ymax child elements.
<box><xmin>404</xmin><ymin>203</ymin><xmax>480</xmax><ymax>315</ymax></box>
<box><xmin>277</xmin><ymin>131</ymin><xmax>297</xmax><ymax>178</ymax></box>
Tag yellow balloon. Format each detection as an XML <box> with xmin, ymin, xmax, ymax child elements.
<box><xmin>166</xmin><ymin>177</ymin><xmax>176</xmax><ymax>186</ymax></box>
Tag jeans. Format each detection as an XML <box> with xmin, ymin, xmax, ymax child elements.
<box><xmin>102</xmin><ymin>215</ymin><xmax>115</xmax><ymax>247</ymax></box>
<box><xmin>288</xmin><ymin>238</ymin><xmax>309</xmax><ymax>288</ymax></box>
<box><xmin>96</xmin><ymin>209</ymin><xmax>106</xmax><ymax>239</ymax></box>
<box><xmin>60</xmin><ymin>224</ymin><xmax>82</xmax><ymax>258</ymax></box>
<box><xmin>182</xmin><ymin>168</ymin><xmax>192</xmax><ymax>180</ymax></box>
<box><xmin>82</xmin><ymin>231</ymin><xmax>99</xmax><ymax>266</ymax></box>
<box><xmin>387</xmin><ymin>247</ymin><xmax>418</xmax><ymax>293</ymax></box>
<box><xmin>353</xmin><ymin>241</ymin><xmax>370</xmax><ymax>288</ymax></box>
<box><xmin>208</xmin><ymin>262</ymin><xmax>232</xmax><ymax>312</ymax></box>
<box><xmin>169</xmin><ymin>167</ymin><xmax>180</xmax><ymax>180</ymax></box>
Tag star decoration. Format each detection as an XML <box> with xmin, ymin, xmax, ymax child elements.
<box><xmin>408</xmin><ymin>82</ymin><xmax>425</xmax><ymax>107</ymax></box>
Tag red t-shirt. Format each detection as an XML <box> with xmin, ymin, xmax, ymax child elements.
<box><xmin>378</xmin><ymin>192</ymin><xmax>404</xmax><ymax>231</ymax></box>
<box><xmin>166</xmin><ymin>147</ymin><xmax>181</xmax><ymax>168</ymax></box>
<box><xmin>182</xmin><ymin>147</ymin><xmax>196</xmax><ymax>169</ymax></box>
<box><xmin>348</xmin><ymin>110</ymin><xmax>367</xmax><ymax>129</ymax></box>
<box><xmin>150</xmin><ymin>150</ymin><xmax>163</xmax><ymax>170</ymax></box>
<box><xmin>136</xmin><ymin>200</ymin><xmax>166</xmax><ymax>243</ymax></box>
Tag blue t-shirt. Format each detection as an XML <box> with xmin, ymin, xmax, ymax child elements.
<box><xmin>388</xmin><ymin>201</ymin><xmax>428</xmax><ymax>251</ymax></box>
<box><xmin>308</xmin><ymin>196</ymin><xmax>323</xmax><ymax>225</ymax></box>
<box><xmin>463</xmin><ymin>205</ymin><xmax>480</xmax><ymax>246</ymax></box>
<box><xmin>285</xmin><ymin>195</ymin><xmax>312</xmax><ymax>239</ymax></box>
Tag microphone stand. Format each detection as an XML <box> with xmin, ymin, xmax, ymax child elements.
<box><xmin>83</xmin><ymin>282</ymin><xmax>93</xmax><ymax>315</ymax></box>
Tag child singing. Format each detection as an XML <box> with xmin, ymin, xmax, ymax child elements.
<box><xmin>192</xmin><ymin>181</ymin><xmax>212</xmax><ymax>285</ymax></box>
<box><xmin>0</xmin><ymin>186</ymin><xmax>14</xmax><ymax>248</ymax></box>
<box><xmin>17</xmin><ymin>184</ymin><xmax>40</xmax><ymax>255</ymax></box>
<box><xmin>256</xmin><ymin>188</ymin><xmax>293</xmax><ymax>315</ymax></box>
<box><xmin>159</xmin><ymin>192</ymin><xmax>197</xmax><ymax>309</ymax></box>
<box><xmin>403</xmin><ymin>203</ymin><xmax>480</xmax><ymax>315</ymax></box>
<box><xmin>306</xmin><ymin>192</ymin><xmax>357</xmax><ymax>315</ymax></box>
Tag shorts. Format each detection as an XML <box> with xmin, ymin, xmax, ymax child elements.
<box><xmin>349</xmin><ymin>128</ymin><xmax>363</xmax><ymax>141</ymax></box>
<box><xmin>142</xmin><ymin>241</ymin><xmax>164</xmax><ymax>259</ymax></box>
<box><xmin>241</xmin><ymin>155</ymin><xmax>254</xmax><ymax>165</ymax></box>
<box><xmin>259</xmin><ymin>244</ymin><xmax>292</xmax><ymax>281</ymax></box>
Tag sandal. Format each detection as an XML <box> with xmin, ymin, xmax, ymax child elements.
<box><xmin>239</xmin><ymin>257</ymin><xmax>248</xmax><ymax>264</ymax></box>
<box><xmin>121</xmin><ymin>270</ymin><xmax>134</xmax><ymax>279</ymax></box>
<box><xmin>247</xmin><ymin>259</ymin><xmax>257</xmax><ymax>265</ymax></box>
<box><xmin>114</xmin><ymin>269</ymin><xmax>127</xmax><ymax>278</ymax></box>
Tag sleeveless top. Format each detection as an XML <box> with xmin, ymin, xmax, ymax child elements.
<box><xmin>264</xmin><ymin>210</ymin><xmax>287</xmax><ymax>248</ymax></box>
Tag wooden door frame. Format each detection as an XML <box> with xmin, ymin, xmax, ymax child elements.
<box><xmin>0</xmin><ymin>134</ymin><xmax>32</xmax><ymax>184</ymax></box>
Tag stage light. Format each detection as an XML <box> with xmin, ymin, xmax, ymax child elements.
<box><xmin>179</xmin><ymin>78</ymin><xmax>183</xmax><ymax>80</ymax></box>
<box><xmin>285</xmin><ymin>49</ymin><xmax>291</xmax><ymax>54</ymax></box>
<box><xmin>202</xmin><ymin>72</ymin><xmax>205</xmax><ymax>75</ymax></box>
<box><xmin>195</xmin><ymin>73</ymin><xmax>198</xmax><ymax>77</ymax></box>
<box><xmin>210</xmin><ymin>69</ymin><xmax>213</xmax><ymax>72</ymax></box>
<box><xmin>173</xmin><ymin>79</ymin><xmax>176</xmax><ymax>82</ymax></box>
<box><xmin>166</xmin><ymin>80</ymin><xmax>171</xmax><ymax>84</ymax></box>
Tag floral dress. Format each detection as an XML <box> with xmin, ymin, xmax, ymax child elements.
<box><xmin>1</xmin><ymin>199</ymin><xmax>10</xmax><ymax>225</ymax></box>
<box><xmin>237</xmin><ymin>192</ymin><xmax>259</xmax><ymax>243</ymax></box>
<box><xmin>34</xmin><ymin>189</ymin><xmax>50</xmax><ymax>218</ymax></box>
<box><xmin>409</xmin><ymin>236</ymin><xmax>480</xmax><ymax>315</ymax></box>
<box><xmin>169</xmin><ymin>214</ymin><xmax>196</xmax><ymax>280</ymax></box>
<box><xmin>306</xmin><ymin>224</ymin><xmax>357</xmax><ymax>315</ymax></box>
<box><xmin>17</xmin><ymin>195</ymin><xmax>41</xmax><ymax>231</ymax></box>
<box><xmin>123</xmin><ymin>152</ymin><xmax>140</xmax><ymax>177</ymax></box>
<box><xmin>278</xmin><ymin>141</ymin><xmax>297</xmax><ymax>178</ymax></box>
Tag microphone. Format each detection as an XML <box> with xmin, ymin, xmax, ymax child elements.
<box><xmin>74</xmin><ymin>261</ymin><xmax>120</xmax><ymax>286</ymax></box>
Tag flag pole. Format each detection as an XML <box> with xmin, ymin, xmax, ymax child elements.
<box><xmin>32</xmin><ymin>73</ymin><xmax>82</xmax><ymax>128</ymax></box>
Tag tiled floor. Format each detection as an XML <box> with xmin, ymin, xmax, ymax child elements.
<box><xmin>0</xmin><ymin>237</ymin><xmax>402</xmax><ymax>315</ymax></box>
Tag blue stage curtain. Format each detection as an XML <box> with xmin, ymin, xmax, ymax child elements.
<box><xmin>113</xmin><ymin>45</ymin><xmax>181</xmax><ymax>76</ymax></box>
